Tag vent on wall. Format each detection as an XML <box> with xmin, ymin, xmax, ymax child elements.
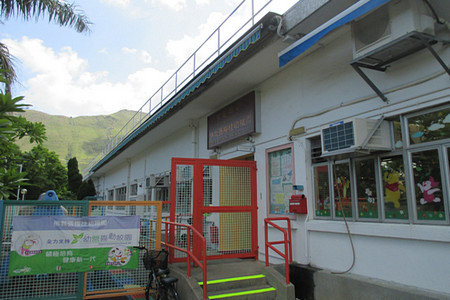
<box><xmin>321</xmin><ymin>118</ymin><xmax>392</xmax><ymax>156</ymax></box>
<box><xmin>352</xmin><ymin>0</ymin><xmax>435</xmax><ymax>64</ymax></box>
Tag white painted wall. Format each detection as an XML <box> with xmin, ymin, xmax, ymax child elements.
<box><xmin>93</xmin><ymin>16</ymin><xmax>450</xmax><ymax>295</ymax></box>
<box><xmin>253</xmin><ymin>24</ymin><xmax>450</xmax><ymax>294</ymax></box>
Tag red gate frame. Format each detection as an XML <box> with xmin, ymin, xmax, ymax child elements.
<box><xmin>170</xmin><ymin>157</ymin><xmax>258</xmax><ymax>263</ymax></box>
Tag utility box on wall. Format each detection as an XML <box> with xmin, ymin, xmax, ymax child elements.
<box><xmin>289</xmin><ymin>194</ymin><xmax>307</xmax><ymax>214</ymax></box>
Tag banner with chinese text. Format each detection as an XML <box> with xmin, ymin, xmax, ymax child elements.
<box><xmin>9</xmin><ymin>216</ymin><xmax>140</xmax><ymax>276</ymax></box>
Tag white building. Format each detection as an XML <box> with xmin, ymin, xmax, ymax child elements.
<box><xmin>87</xmin><ymin>0</ymin><xmax>450</xmax><ymax>298</ymax></box>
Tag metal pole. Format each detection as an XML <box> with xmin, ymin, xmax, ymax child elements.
<box><xmin>251</xmin><ymin>0</ymin><xmax>255</xmax><ymax>25</ymax></box>
<box><xmin>16</xmin><ymin>164</ymin><xmax>23</xmax><ymax>200</ymax></box>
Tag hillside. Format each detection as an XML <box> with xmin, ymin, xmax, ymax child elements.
<box><xmin>15</xmin><ymin>109</ymin><xmax>138</xmax><ymax>172</ymax></box>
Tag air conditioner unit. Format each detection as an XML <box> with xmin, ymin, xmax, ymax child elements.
<box><xmin>352</xmin><ymin>0</ymin><xmax>435</xmax><ymax>62</ymax></box>
<box><xmin>321</xmin><ymin>118</ymin><xmax>392</xmax><ymax>156</ymax></box>
<box><xmin>148</xmin><ymin>174</ymin><xmax>169</xmax><ymax>188</ymax></box>
<box><xmin>146</xmin><ymin>176</ymin><xmax>152</xmax><ymax>188</ymax></box>
<box><xmin>158</xmin><ymin>176</ymin><xmax>169</xmax><ymax>187</ymax></box>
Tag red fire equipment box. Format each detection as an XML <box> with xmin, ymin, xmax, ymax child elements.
<box><xmin>289</xmin><ymin>194</ymin><xmax>307</xmax><ymax>214</ymax></box>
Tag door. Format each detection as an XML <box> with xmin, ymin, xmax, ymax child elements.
<box><xmin>170</xmin><ymin>157</ymin><xmax>258</xmax><ymax>262</ymax></box>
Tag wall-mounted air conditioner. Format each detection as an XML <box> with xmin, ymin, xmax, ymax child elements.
<box><xmin>147</xmin><ymin>174</ymin><xmax>169</xmax><ymax>188</ymax></box>
<box><xmin>352</xmin><ymin>0</ymin><xmax>435</xmax><ymax>62</ymax></box>
<box><xmin>321</xmin><ymin>118</ymin><xmax>392</xmax><ymax>156</ymax></box>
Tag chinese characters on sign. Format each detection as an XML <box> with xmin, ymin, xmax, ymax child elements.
<box><xmin>9</xmin><ymin>216</ymin><xmax>140</xmax><ymax>276</ymax></box>
<box><xmin>208</xmin><ymin>91</ymin><xmax>256</xmax><ymax>149</ymax></box>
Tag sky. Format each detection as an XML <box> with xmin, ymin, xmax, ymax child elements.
<box><xmin>2</xmin><ymin>0</ymin><xmax>298</xmax><ymax>117</ymax></box>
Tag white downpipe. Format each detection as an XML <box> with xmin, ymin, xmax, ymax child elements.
<box><xmin>190</xmin><ymin>120</ymin><xmax>199</xmax><ymax>158</ymax></box>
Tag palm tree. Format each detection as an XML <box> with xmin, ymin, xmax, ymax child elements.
<box><xmin>0</xmin><ymin>0</ymin><xmax>92</xmax><ymax>86</ymax></box>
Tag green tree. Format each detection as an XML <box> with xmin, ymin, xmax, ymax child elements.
<box><xmin>0</xmin><ymin>0</ymin><xmax>92</xmax><ymax>85</ymax></box>
<box><xmin>78</xmin><ymin>178</ymin><xmax>96</xmax><ymax>200</ymax></box>
<box><xmin>67</xmin><ymin>157</ymin><xmax>82</xmax><ymax>196</ymax></box>
<box><xmin>0</xmin><ymin>71</ymin><xmax>47</xmax><ymax>199</ymax></box>
<box><xmin>20</xmin><ymin>145</ymin><xmax>68</xmax><ymax>200</ymax></box>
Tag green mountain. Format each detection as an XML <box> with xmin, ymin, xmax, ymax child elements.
<box><xmin>15</xmin><ymin>109</ymin><xmax>138</xmax><ymax>172</ymax></box>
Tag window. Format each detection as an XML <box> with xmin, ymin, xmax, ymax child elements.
<box><xmin>115</xmin><ymin>187</ymin><xmax>126</xmax><ymax>210</ymax></box>
<box><xmin>147</xmin><ymin>174</ymin><xmax>171</xmax><ymax>213</ymax></box>
<box><xmin>311</xmin><ymin>104</ymin><xmax>449</xmax><ymax>224</ymax></box>
<box><xmin>355</xmin><ymin>158</ymin><xmax>378</xmax><ymax>219</ymax></box>
<box><xmin>116</xmin><ymin>187</ymin><xmax>126</xmax><ymax>200</ymax></box>
<box><xmin>333</xmin><ymin>162</ymin><xmax>352</xmax><ymax>218</ymax></box>
<box><xmin>411</xmin><ymin>149</ymin><xmax>445</xmax><ymax>221</ymax></box>
<box><xmin>407</xmin><ymin>106</ymin><xmax>450</xmax><ymax>145</ymax></box>
<box><xmin>381</xmin><ymin>155</ymin><xmax>407</xmax><ymax>220</ymax></box>
<box><xmin>313</xmin><ymin>164</ymin><xmax>330</xmax><ymax>217</ymax></box>
<box><xmin>130</xmin><ymin>184</ymin><xmax>138</xmax><ymax>196</ymax></box>
<box><xmin>267</xmin><ymin>144</ymin><xmax>294</xmax><ymax>216</ymax></box>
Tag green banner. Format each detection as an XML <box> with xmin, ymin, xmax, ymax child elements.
<box><xmin>9</xmin><ymin>216</ymin><xmax>140</xmax><ymax>276</ymax></box>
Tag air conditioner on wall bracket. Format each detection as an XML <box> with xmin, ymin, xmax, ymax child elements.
<box><xmin>147</xmin><ymin>174</ymin><xmax>170</xmax><ymax>188</ymax></box>
<box><xmin>351</xmin><ymin>0</ymin><xmax>435</xmax><ymax>64</ymax></box>
<box><xmin>321</xmin><ymin>118</ymin><xmax>392</xmax><ymax>157</ymax></box>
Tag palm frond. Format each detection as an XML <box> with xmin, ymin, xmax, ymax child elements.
<box><xmin>1</xmin><ymin>0</ymin><xmax>92</xmax><ymax>33</ymax></box>
<box><xmin>0</xmin><ymin>44</ymin><xmax>16</xmax><ymax>87</ymax></box>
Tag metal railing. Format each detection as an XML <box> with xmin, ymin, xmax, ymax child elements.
<box><xmin>83</xmin><ymin>0</ymin><xmax>281</xmax><ymax>176</ymax></box>
<box><xmin>264</xmin><ymin>217</ymin><xmax>292</xmax><ymax>284</ymax></box>
<box><xmin>162</xmin><ymin>220</ymin><xmax>208</xmax><ymax>299</ymax></box>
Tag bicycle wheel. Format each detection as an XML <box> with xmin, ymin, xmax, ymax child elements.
<box><xmin>146</xmin><ymin>273</ymin><xmax>159</xmax><ymax>300</ymax></box>
<box><xmin>166</xmin><ymin>285</ymin><xmax>179</xmax><ymax>300</ymax></box>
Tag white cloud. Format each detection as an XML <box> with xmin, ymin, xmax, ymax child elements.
<box><xmin>166</xmin><ymin>11</ymin><xmax>228</xmax><ymax>67</ymax></box>
<box><xmin>122</xmin><ymin>47</ymin><xmax>137</xmax><ymax>54</ymax></box>
<box><xmin>3</xmin><ymin>37</ymin><xmax>172</xmax><ymax>117</ymax></box>
<box><xmin>165</xmin><ymin>0</ymin><xmax>298</xmax><ymax>68</ymax></box>
<box><xmin>3</xmin><ymin>0</ymin><xmax>300</xmax><ymax>118</ymax></box>
<box><xmin>99</xmin><ymin>0</ymin><xmax>130</xmax><ymax>8</ymax></box>
<box><xmin>151</xmin><ymin>0</ymin><xmax>186</xmax><ymax>11</ymax></box>
<box><xmin>196</xmin><ymin>0</ymin><xmax>209</xmax><ymax>5</ymax></box>
<box><xmin>122</xmin><ymin>47</ymin><xmax>152</xmax><ymax>64</ymax></box>
<box><xmin>98</xmin><ymin>48</ymin><xmax>109</xmax><ymax>55</ymax></box>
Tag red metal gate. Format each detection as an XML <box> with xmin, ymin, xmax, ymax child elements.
<box><xmin>170</xmin><ymin>158</ymin><xmax>258</xmax><ymax>262</ymax></box>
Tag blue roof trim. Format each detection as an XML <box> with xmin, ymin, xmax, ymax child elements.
<box><xmin>91</xmin><ymin>27</ymin><xmax>262</xmax><ymax>173</ymax></box>
<box><xmin>279</xmin><ymin>0</ymin><xmax>390</xmax><ymax>67</ymax></box>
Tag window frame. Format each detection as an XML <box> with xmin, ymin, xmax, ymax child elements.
<box><xmin>407</xmin><ymin>144</ymin><xmax>449</xmax><ymax>225</ymax></box>
<box><xmin>352</xmin><ymin>156</ymin><xmax>381</xmax><ymax>222</ymax></box>
<box><xmin>312</xmin><ymin>161</ymin><xmax>332</xmax><ymax>219</ymax></box>
<box><xmin>404</xmin><ymin>103</ymin><xmax>450</xmax><ymax>149</ymax></box>
<box><xmin>331</xmin><ymin>159</ymin><xmax>353</xmax><ymax>220</ymax></box>
<box><xmin>378</xmin><ymin>153</ymin><xmax>410</xmax><ymax>223</ymax></box>
<box><xmin>310</xmin><ymin>103</ymin><xmax>450</xmax><ymax>225</ymax></box>
<box><xmin>130</xmin><ymin>183</ymin><xmax>138</xmax><ymax>196</ymax></box>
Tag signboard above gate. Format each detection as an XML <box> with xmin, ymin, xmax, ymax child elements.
<box><xmin>207</xmin><ymin>91</ymin><xmax>258</xmax><ymax>149</ymax></box>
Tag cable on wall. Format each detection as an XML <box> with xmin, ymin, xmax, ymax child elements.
<box><xmin>331</xmin><ymin>160</ymin><xmax>356</xmax><ymax>275</ymax></box>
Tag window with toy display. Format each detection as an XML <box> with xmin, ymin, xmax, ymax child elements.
<box><xmin>411</xmin><ymin>149</ymin><xmax>445</xmax><ymax>221</ymax></box>
<box><xmin>333</xmin><ymin>162</ymin><xmax>352</xmax><ymax>218</ymax></box>
<box><xmin>313</xmin><ymin>164</ymin><xmax>331</xmax><ymax>218</ymax></box>
<box><xmin>311</xmin><ymin>103</ymin><xmax>449</xmax><ymax>224</ymax></box>
<box><xmin>355</xmin><ymin>158</ymin><xmax>378</xmax><ymax>219</ymax></box>
<box><xmin>381</xmin><ymin>156</ymin><xmax>407</xmax><ymax>221</ymax></box>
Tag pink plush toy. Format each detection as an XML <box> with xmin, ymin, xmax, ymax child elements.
<box><xmin>417</xmin><ymin>176</ymin><xmax>441</xmax><ymax>205</ymax></box>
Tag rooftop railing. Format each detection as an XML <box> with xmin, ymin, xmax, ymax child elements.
<box><xmin>83</xmin><ymin>0</ymin><xmax>284</xmax><ymax>177</ymax></box>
